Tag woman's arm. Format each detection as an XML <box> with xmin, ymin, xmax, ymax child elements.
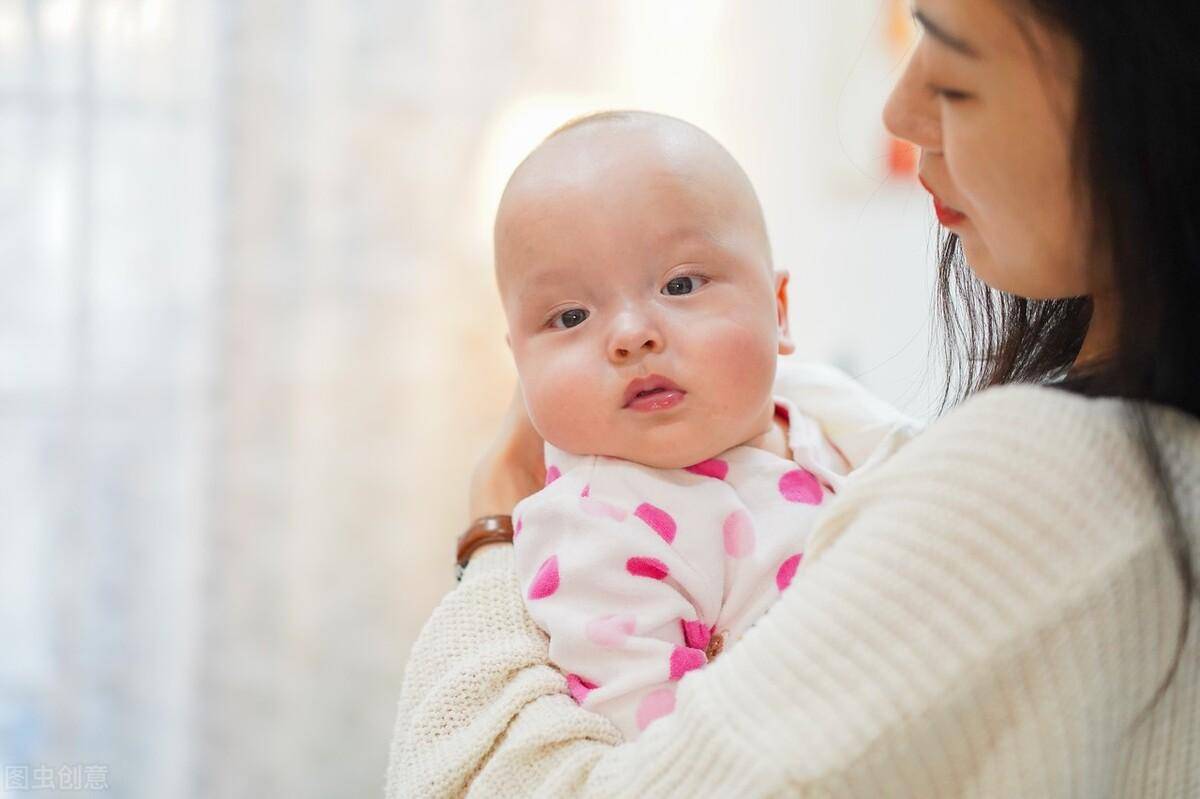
<box><xmin>467</xmin><ymin>384</ymin><xmax>547</xmax><ymax>521</ymax></box>
<box><xmin>387</xmin><ymin>385</ymin><xmax>1185</xmax><ymax>797</ymax></box>
<box><xmin>389</xmin><ymin>540</ymin><xmax>788</xmax><ymax>797</ymax></box>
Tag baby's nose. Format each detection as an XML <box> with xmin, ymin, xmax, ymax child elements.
<box><xmin>608</xmin><ymin>319</ymin><xmax>664</xmax><ymax>362</ymax></box>
<box><xmin>611</xmin><ymin>336</ymin><xmax>660</xmax><ymax>360</ymax></box>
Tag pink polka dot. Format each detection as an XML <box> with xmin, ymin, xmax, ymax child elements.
<box><xmin>776</xmin><ymin>553</ymin><xmax>803</xmax><ymax>591</ymax></box>
<box><xmin>545</xmin><ymin>465</ymin><xmax>561</xmax><ymax>485</ymax></box>
<box><xmin>580</xmin><ymin>495</ymin><xmax>628</xmax><ymax>522</ymax></box>
<box><xmin>513</xmin><ymin>516</ymin><xmax>523</xmax><ymax>539</ymax></box>
<box><xmin>626</xmin><ymin>556</ymin><xmax>669</xmax><ymax>580</ymax></box>
<box><xmin>684</xmin><ymin>458</ymin><xmax>728</xmax><ymax>481</ymax></box>
<box><xmin>527</xmin><ymin>555</ymin><xmax>559</xmax><ymax>599</ymax></box>
<box><xmin>779</xmin><ymin>468</ymin><xmax>823</xmax><ymax>504</ymax></box>
<box><xmin>679</xmin><ymin>618</ymin><xmax>712</xmax><ymax>651</ymax></box>
<box><xmin>636</xmin><ymin>688</ymin><xmax>676</xmax><ymax>731</ymax></box>
<box><xmin>669</xmin><ymin>646</ymin><xmax>706</xmax><ymax>681</ymax></box>
<box><xmin>722</xmin><ymin>509</ymin><xmax>756</xmax><ymax>558</ymax></box>
<box><xmin>566</xmin><ymin>673</ymin><xmax>598</xmax><ymax>705</ymax></box>
<box><xmin>634</xmin><ymin>502</ymin><xmax>677</xmax><ymax>544</ymax></box>
<box><xmin>585</xmin><ymin>614</ymin><xmax>637</xmax><ymax>647</ymax></box>
<box><xmin>580</xmin><ymin>484</ymin><xmax>589</xmax><ymax>497</ymax></box>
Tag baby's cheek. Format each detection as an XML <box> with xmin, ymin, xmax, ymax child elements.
<box><xmin>689</xmin><ymin>318</ymin><xmax>778</xmax><ymax>442</ymax></box>
<box><xmin>705</xmin><ymin>318</ymin><xmax>776</xmax><ymax>391</ymax></box>
<box><xmin>523</xmin><ymin>352</ymin><xmax>610</xmax><ymax>453</ymax></box>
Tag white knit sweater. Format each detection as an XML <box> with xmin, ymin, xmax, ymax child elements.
<box><xmin>386</xmin><ymin>383</ymin><xmax>1200</xmax><ymax>798</ymax></box>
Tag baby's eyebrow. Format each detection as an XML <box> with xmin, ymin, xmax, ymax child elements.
<box><xmin>513</xmin><ymin>267</ymin><xmax>575</xmax><ymax>303</ymax></box>
<box><xmin>657</xmin><ymin>225</ymin><xmax>719</xmax><ymax>248</ymax></box>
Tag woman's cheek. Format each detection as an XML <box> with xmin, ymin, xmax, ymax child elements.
<box><xmin>942</xmin><ymin>116</ymin><xmax>995</xmax><ymax>207</ymax></box>
<box><xmin>945</xmin><ymin>136</ymin><xmax>1012</xmax><ymax>282</ymax></box>
<box><xmin>957</xmin><ymin>148</ymin><xmax>1056</xmax><ymax>296</ymax></box>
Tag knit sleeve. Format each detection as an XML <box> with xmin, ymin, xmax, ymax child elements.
<box><xmin>385</xmin><ymin>386</ymin><xmax>1186</xmax><ymax>798</ymax></box>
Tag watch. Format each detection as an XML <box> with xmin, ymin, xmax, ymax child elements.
<box><xmin>455</xmin><ymin>514</ymin><xmax>515</xmax><ymax>581</ymax></box>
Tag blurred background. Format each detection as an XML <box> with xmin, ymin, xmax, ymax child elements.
<box><xmin>1</xmin><ymin>1</ymin><xmax>941</xmax><ymax>796</ymax></box>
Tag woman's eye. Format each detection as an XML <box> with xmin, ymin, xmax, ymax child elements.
<box><xmin>929</xmin><ymin>84</ymin><xmax>970</xmax><ymax>102</ymax></box>
<box><xmin>554</xmin><ymin>308</ymin><xmax>588</xmax><ymax>329</ymax></box>
<box><xmin>662</xmin><ymin>275</ymin><xmax>707</xmax><ymax>296</ymax></box>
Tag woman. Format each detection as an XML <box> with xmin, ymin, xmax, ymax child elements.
<box><xmin>387</xmin><ymin>0</ymin><xmax>1199</xmax><ymax>794</ymax></box>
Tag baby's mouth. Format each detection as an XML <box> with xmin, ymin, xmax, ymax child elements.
<box><xmin>622</xmin><ymin>375</ymin><xmax>687</xmax><ymax>410</ymax></box>
<box><xmin>626</xmin><ymin>387</ymin><xmax>686</xmax><ymax>412</ymax></box>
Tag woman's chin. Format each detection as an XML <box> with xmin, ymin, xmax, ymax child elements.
<box><xmin>959</xmin><ymin>238</ymin><xmax>1010</xmax><ymax>294</ymax></box>
<box><xmin>961</xmin><ymin>240</ymin><xmax>1077</xmax><ymax>300</ymax></box>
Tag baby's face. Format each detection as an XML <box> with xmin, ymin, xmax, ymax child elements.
<box><xmin>496</xmin><ymin>123</ymin><xmax>792</xmax><ymax>469</ymax></box>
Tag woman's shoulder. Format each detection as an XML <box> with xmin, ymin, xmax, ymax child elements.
<box><xmin>924</xmin><ymin>382</ymin><xmax>1120</xmax><ymax>451</ymax></box>
<box><xmin>807</xmin><ymin>382</ymin><xmax>1198</xmax><ymax>569</ymax></box>
<box><xmin>924</xmin><ymin>381</ymin><xmax>1199</xmax><ymax>474</ymax></box>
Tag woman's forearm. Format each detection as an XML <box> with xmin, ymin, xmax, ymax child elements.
<box><xmin>385</xmin><ymin>545</ymin><xmax>781</xmax><ymax>798</ymax></box>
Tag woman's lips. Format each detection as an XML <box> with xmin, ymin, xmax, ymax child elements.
<box><xmin>932</xmin><ymin>196</ymin><xmax>968</xmax><ymax>227</ymax></box>
<box><xmin>919</xmin><ymin>176</ymin><xmax>968</xmax><ymax>227</ymax></box>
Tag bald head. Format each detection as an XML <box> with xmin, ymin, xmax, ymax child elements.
<box><xmin>494</xmin><ymin>111</ymin><xmax>773</xmax><ymax>293</ymax></box>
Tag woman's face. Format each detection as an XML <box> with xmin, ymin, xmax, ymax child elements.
<box><xmin>883</xmin><ymin>0</ymin><xmax>1088</xmax><ymax>300</ymax></box>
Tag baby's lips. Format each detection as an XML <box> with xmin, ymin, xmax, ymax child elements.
<box><xmin>621</xmin><ymin>373</ymin><xmax>685</xmax><ymax>407</ymax></box>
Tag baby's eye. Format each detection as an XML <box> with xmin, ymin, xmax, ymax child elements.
<box><xmin>552</xmin><ymin>308</ymin><xmax>589</xmax><ymax>329</ymax></box>
<box><xmin>662</xmin><ymin>275</ymin><xmax>708</xmax><ymax>296</ymax></box>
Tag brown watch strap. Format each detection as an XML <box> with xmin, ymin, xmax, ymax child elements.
<box><xmin>455</xmin><ymin>514</ymin><xmax>515</xmax><ymax>580</ymax></box>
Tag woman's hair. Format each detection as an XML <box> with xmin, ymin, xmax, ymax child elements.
<box><xmin>934</xmin><ymin>0</ymin><xmax>1198</xmax><ymax>715</ymax></box>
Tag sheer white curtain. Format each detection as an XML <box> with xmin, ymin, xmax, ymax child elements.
<box><xmin>0</xmin><ymin>2</ymin><xmax>934</xmax><ymax>797</ymax></box>
<box><xmin>1</xmin><ymin>0</ymin><xmax>218</xmax><ymax>796</ymax></box>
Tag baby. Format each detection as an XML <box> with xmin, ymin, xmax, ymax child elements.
<box><xmin>495</xmin><ymin>111</ymin><xmax>914</xmax><ymax>739</ymax></box>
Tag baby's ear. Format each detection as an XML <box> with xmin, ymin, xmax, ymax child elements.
<box><xmin>774</xmin><ymin>270</ymin><xmax>796</xmax><ymax>355</ymax></box>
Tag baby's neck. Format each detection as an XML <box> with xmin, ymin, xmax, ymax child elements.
<box><xmin>742</xmin><ymin>404</ymin><xmax>791</xmax><ymax>460</ymax></box>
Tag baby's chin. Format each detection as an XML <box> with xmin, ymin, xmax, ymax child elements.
<box><xmin>555</xmin><ymin>436</ymin><xmax>737</xmax><ymax>471</ymax></box>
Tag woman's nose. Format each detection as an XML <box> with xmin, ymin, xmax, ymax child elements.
<box><xmin>607</xmin><ymin>314</ymin><xmax>664</xmax><ymax>364</ymax></box>
<box><xmin>882</xmin><ymin>48</ymin><xmax>942</xmax><ymax>152</ymax></box>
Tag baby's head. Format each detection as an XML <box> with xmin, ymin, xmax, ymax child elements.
<box><xmin>495</xmin><ymin>111</ymin><xmax>794</xmax><ymax>469</ymax></box>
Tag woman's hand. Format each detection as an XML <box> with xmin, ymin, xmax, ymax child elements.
<box><xmin>468</xmin><ymin>382</ymin><xmax>546</xmax><ymax>521</ymax></box>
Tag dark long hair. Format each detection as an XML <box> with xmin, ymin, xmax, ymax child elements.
<box><xmin>935</xmin><ymin>0</ymin><xmax>1198</xmax><ymax>715</ymax></box>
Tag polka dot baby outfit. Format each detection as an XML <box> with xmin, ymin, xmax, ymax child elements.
<box><xmin>512</xmin><ymin>363</ymin><xmax>917</xmax><ymax>740</ymax></box>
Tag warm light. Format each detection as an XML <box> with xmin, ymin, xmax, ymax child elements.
<box><xmin>40</xmin><ymin>0</ymin><xmax>82</xmax><ymax>42</ymax></box>
<box><xmin>469</xmin><ymin>2</ymin><xmax>729</xmax><ymax>260</ymax></box>
<box><xmin>470</xmin><ymin>93</ymin><xmax>622</xmax><ymax>260</ymax></box>
<box><xmin>140</xmin><ymin>0</ymin><xmax>167</xmax><ymax>38</ymax></box>
<box><xmin>0</xmin><ymin>5</ymin><xmax>25</xmax><ymax>54</ymax></box>
<box><xmin>617</xmin><ymin>0</ymin><xmax>724</xmax><ymax>108</ymax></box>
